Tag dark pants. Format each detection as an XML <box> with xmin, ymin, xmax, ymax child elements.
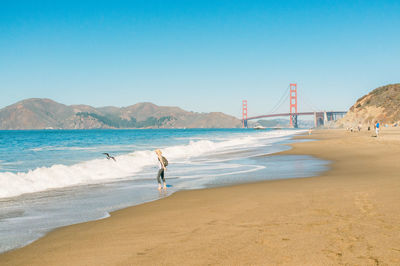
<box><xmin>157</xmin><ymin>169</ymin><xmax>165</xmax><ymax>184</ymax></box>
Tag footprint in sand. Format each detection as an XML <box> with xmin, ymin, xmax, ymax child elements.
<box><xmin>354</xmin><ymin>192</ymin><xmax>375</xmax><ymax>216</ymax></box>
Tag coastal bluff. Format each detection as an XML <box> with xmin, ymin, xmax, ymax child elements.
<box><xmin>338</xmin><ymin>83</ymin><xmax>400</xmax><ymax>127</ymax></box>
<box><xmin>0</xmin><ymin>99</ymin><xmax>241</xmax><ymax>129</ymax></box>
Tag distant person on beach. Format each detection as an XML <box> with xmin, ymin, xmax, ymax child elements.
<box><xmin>375</xmin><ymin>121</ymin><xmax>380</xmax><ymax>137</ymax></box>
<box><xmin>155</xmin><ymin>149</ymin><xmax>168</xmax><ymax>190</ymax></box>
<box><xmin>308</xmin><ymin>128</ymin><xmax>312</xmax><ymax>135</ymax></box>
<box><xmin>358</xmin><ymin>122</ymin><xmax>361</xmax><ymax>132</ymax></box>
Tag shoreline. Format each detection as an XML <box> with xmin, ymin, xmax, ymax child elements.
<box><xmin>0</xmin><ymin>130</ymin><xmax>323</xmax><ymax>254</ymax></box>
<box><xmin>1</xmin><ymin>129</ymin><xmax>400</xmax><ymax>265</ymax></box>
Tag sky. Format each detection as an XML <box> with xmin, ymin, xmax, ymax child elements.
<box><xmin>1</xmin><ymin>0</ymin><xmax>399</xmax><ymax>118</ymax></box>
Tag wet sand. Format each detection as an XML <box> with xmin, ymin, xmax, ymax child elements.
<box><xmin>1</xmin><ymin>129</ymin><xmax>400</xmax><ymax>265</ymax></box>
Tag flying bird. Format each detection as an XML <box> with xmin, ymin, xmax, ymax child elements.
<box><xmin>103</xmin><ymin>153</ymin><xmax>116</xmax><ymax>161</ymax></box>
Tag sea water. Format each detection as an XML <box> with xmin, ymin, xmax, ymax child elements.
<box><xmin>0</xmin><ymin>129</ymin><xmax>328</xmax><ymax>252</ymax></box>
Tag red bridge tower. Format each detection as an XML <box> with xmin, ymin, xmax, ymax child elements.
<box><xmin>242</xmin><ymin>100</ymin><xmax>248</xmax><ymax>128</ymax></box>
<box><xmin>289</xmin><ymin>83</ymin><xmax>298</xmax><ymax>128</ymax></box>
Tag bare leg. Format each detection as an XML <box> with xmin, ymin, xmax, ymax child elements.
<box><xmin>161</xmin><ymin>169</ymin><xmax>167</xmax><ymax>189</ymax></box>
<box><xmin>156</xmin><ymin>169</ymin><xmax>163</xmax><ymax>190</ymax></box>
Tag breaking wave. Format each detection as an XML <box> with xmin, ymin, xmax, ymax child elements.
<box><xmin>0</xmin><ymin>130</ymin><xmax>302</xmax><ymax>198</ymax></box>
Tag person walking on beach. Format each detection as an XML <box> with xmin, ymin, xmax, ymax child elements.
<box><xmin>155</xmin><ymin>149</ymin><xmax>168</xmax><ymax>190</ymax></box>
<box><xmin>375</xmin><ymin>121</ymin><xmax>380</xmax><ymax>137</ymax></box>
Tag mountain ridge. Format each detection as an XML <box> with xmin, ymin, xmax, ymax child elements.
<box><xmin>0</xmin><ymin>98</ymin><xmax>241</xmax><ymax>129</ymax></box>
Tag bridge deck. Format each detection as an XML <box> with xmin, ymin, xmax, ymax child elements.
<box><xmin>247</xmin><ymin>111</ymin><xmax>347</xmax><ymax>121</ymax></box>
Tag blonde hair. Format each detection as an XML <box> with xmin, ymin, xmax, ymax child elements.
<box><xmin>155</xmin><ymin>149</ymin><xmax>162</xmax><ymax>155</ymax></box>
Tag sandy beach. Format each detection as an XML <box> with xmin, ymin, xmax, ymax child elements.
<box><xmin>1</xmin><ymin>129</ymin><xmax>400</xmax><ymax>265</ymax></box>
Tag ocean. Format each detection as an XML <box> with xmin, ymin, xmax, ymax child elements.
<box><xmin>0</xmin><ymin>128</ymin><xmax>328</xmax><ymax>252</ymax></box>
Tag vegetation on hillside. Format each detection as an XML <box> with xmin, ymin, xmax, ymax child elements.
<box><xmin>76</xmin><ymin>112</ymin><xmax>175</xmax><ymax>128</ymax></box>
<box><xmin>339</xmin><ymin>83</ymin><xmax>400</xmax><ymax>126</ymax></box>
<box><xmin>351</xmin><ymin>84</ymin><xmax>400</xmax><ymax>112</ymax></box>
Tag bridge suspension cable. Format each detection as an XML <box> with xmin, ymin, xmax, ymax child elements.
<box><xmin>267</xmin><ymin>85</ymin><xmax>290</xmax><ymax>114</ymax></box>
<box><xmin>242</xmin><ymin>83</ymin><xmax>347</xmax><ymax>129</ymax></box>
<box><xmin>297</xmin><ymin>85</ymin><xmax>321</xmax><ymax>112</ymax></box>
<box><xmin>301</xmin><ymin>97</ymin><xmax>319</xmax><ymax>112</ymax></box>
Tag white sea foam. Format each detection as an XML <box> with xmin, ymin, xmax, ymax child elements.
<box><xmin>170</xmin><ymin>164</ymin><xmax>266</xmax><ymax>179</ymax></box>
<box><xmin>0</xmin><ymin>130</ymin><xmax>303</xmax><ymax>198</ymax></box>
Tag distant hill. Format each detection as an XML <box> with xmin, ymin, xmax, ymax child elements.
<box><xmin>0</xmin><ymin>99</ymin><xmax>242</xmax><ymax>129</ymax></box>
<box><xmin>253</xmin><ymin>119</ymin><xmax>313</xmax><ymax>128</ymax></box>
<box><xmin>255</xmin><ymin>119</ymin><xmax>289</xmax><ymax>128</ymax></box>
<box><xmin>338</xmin><ymin>83</ymin><xmax>400</xmax><ymax>127</ymax></box>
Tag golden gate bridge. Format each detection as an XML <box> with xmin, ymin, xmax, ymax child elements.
<box><xmin>242</xmin><ymin>83</ymin><xmax>347</xmax><ymax>128</ymax></box>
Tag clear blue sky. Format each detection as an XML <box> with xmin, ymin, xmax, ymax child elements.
<box><xmin>1</xmin><ymin>0</ymin><xmax>399</xmax><ymax>118</ymax></box>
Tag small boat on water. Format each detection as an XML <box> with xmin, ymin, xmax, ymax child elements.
<box><xmin>253</xmin><ymin>125</ymin><xmax>266</xmax><ymax>130</ymax></box>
